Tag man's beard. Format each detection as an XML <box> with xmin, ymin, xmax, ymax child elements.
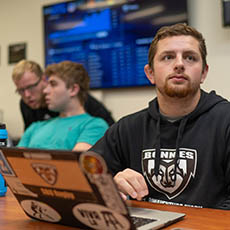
<box><xmin>160</xmin><ymin>78</ymin><xmax>199</xmax><ymax>98</ymax></box>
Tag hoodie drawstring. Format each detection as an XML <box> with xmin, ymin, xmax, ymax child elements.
<box><xmin>173</xmin><ymin>117</ymin><xmax>188</xmax><ymax>181</ymax></box>
<box><xmin>154</xmin><ymin>116</ymin><xmax>161</xmax><ymax>177</ymax></box>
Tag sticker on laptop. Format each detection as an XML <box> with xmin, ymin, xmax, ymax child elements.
<box><xmin>72</xmin><ymin>203</ymin><xmax>130</xmax><ymax>230</ymax></box>
<box><xmin>5</xmin><ymin>177</ymin><xmax>37</xmax><ymax>197</ymax></box>
<box><xmin>31</xmin><ymin>163</ymin><xmax>57</xmax><ymax>185</ymax></box>
<box><xmin>21</xmin><ymin>200</ymin><xmax>61</xmax><ymax>222</ymax></box>
<box><xmin>87</xmin><ymin>174</ymin><xmax>128</xmax><ymax>215</ymax></box>
<box><xmin>80</xmin><ymin>152</ymin><xmax>128</xmax><ymax>215</ymax></box>
<box><xmin>0</xmin><ymin>150</ymin><xmax>15</xmax><ymax>176</ymax></box>
<box><xmin>80</xmin><ymin>151</ymin><xmax>107</xmax><ymax>174</ymax></box>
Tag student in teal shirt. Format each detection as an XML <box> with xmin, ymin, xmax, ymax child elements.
<box><xmin>18</xmin><ymin>61</ymin><xmax>108</xmax><ymax>151</ymax></box>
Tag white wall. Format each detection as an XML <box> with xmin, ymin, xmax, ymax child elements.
<box><xmin>188</xmin><ymin>0</ymin><xmax>230</xmax><ymax>96</ymax></box>
<box><xmin>0</xmin><ymin>0</ymin><xmax>229</xmax><ymax>139</ymax></box>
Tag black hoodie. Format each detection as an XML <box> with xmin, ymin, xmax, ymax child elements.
<box><xmin>91</xmin><ymin>90</ymin><xmax>230</xmax><ymax>209</ymax></box>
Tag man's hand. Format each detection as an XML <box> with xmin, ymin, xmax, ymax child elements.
<box><xmin>114</xmin><ymin>168</ymin><xmax>149</xmax><ymax>201</ymax></box>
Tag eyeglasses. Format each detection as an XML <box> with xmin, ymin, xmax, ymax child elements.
<box><xmin>15</xmin><ymin>77</ymin><xmax>42</xmax><ymax>95</ymax></box>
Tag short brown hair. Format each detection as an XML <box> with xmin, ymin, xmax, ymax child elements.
<box><xmin>12</xmin><ymin>60</ymin><xmax>43</xmax><ymax>82</ymax></box>
<box><xmin>45</xmin><ymin>61</ymin><xmax>89</xmax><ymax>105</ymax></box>
<box><xmin>148</xmin><ymin>23</ymin><xmax>207</xmax><ymax>71</ymax></box>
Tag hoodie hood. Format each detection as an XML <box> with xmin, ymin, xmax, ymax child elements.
<box><xmin>147</xmin><ymin>90</ymin><xmax>227</xmax><ymax>177</ymax></box>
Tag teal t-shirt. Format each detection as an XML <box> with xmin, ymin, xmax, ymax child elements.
<box><xmin>17</xmin><ymin>113</ymin><xmax>108</xmax><ymax>150</ymax></box>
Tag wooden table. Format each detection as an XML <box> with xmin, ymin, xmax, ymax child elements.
<box><xmin>0</xmin><ymin>190</ymin><xmax>229</xmax><ymax>230</ymax></box>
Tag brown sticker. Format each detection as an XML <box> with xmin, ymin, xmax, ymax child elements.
<box><xmin>80</xmin><ymin>151</ymin><xmax>107</xmax><ymax>175</ymax></box>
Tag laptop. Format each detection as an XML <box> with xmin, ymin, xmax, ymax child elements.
<box><xmin>0</xmin><ymin>147</ymin><xmax>185</xmax><ymax>230</ymax></box>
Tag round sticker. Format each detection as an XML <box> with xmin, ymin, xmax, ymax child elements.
<box><xmin>72</xmin><ymin>203</ymin><xmax>130</xmax><ymax>230</ymax></box>
<box><xmin>20</xmin><ymin>199</ymin><xmax>61</xmax><ymax>222</ymax></box>
<box><xmin>80</xmin><ymin>151</ymin><xmax>107</xmax><ymax>174</ymax></box>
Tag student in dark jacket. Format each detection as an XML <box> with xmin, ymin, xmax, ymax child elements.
<box><xmin>90</xmin><ymin>23</ymin><xmax>230</xmax><ymax>210</ymax></box>
<box><xmin>12</xmin><ymin>60</ymin><xmax>114</xmax><ymax>130</ymax></box>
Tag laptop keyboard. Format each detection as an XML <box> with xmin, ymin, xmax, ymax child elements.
<box><xmin>131</xmin><ymin>216</ymin><xmax>157</xmax><ymax>228</ymax></box>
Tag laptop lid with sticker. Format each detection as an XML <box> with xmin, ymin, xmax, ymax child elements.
<box><xmin>0</xmin><ymin>147</ymin><xmax>134</xmax><ymax>229</ymax></box>
<box><xmin>0</xmin><ymin>147</ymin><xmax>185</xmax><ymax>230</ymax></box>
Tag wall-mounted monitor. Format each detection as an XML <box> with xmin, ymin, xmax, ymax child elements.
<box><xmin>43</xmin><ymin>0</ymin><xmax>188</xmax><ymax>89</ymax></box>
<box><xmin>222</xmin><ymin>0</ymin><xmax>230</xmax><ymax>27</ymax></box>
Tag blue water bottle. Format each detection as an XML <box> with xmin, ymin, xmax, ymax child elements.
<box><xmin>0</xmin><ymin>123</ymin><xmax>8</xmax><ymax>196</ymax></box>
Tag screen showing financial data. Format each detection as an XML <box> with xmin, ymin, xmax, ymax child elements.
<box><xmin>43</xmin><ymin>0</ymin><xmax>188</xmax><ymax>89</ymax></box>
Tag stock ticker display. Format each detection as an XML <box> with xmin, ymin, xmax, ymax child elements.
<box><xmin>43</xmin><ymin>0</ymin><xmax>188</xmax><ymax>89</ymax></box>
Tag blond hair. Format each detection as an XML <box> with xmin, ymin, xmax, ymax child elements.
<box><xmin>12</xmin><ymin>60</ymin><xmax>43</xmax><ymax>82</ymax></box>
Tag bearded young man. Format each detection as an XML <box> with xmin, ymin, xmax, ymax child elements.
<box><xmin>90</xmin><ymin>23</ymin><xmax>230</xmax><ymax>210</ymax></box>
